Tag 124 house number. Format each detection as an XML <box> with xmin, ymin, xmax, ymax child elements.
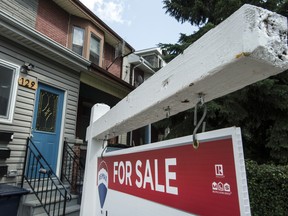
<box><xmin>18</xmin><ymin>77</ymin><xmax>38</xmax><ymax>90</ymax></box>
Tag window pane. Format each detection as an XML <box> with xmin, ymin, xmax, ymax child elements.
<box><xmin>72</xmin><ymin>26</ymin><xmax>84</xmax><ymax>55</ymax></box>
<box><xmin>143</xmin><ymin>54</ymin><xmax>158</xmax><ymax>68</ymax></box>
<box><xmin>89</xmin><ymin>34</ymin><xmax>100</xmax><ymax>65</ymax></box>
<box><xmin>36</xmin><ymin>90</ymin><xmax>58</xmax><ymax>132</ymax></box>
<box><xmin>0</xmin><ymin>65</ymin><xmax>14</xmax><ymax>118</ymax></box>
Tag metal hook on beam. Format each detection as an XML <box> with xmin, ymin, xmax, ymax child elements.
<box><xmin>101</xmin><ymin>136</ymin><xmax>108</xmax><ymax>158</ymax></box>
<box><xmin>164</xmin><ymin>106</ymin><xmax>171</xmax><ymax>137</ymax></box>
<box><xmin>193</xmin><ymin>94</ymin><xmax>207</xmax><ymax>149</ymax></box>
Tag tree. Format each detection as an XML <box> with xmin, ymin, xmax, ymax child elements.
<box><xmin>157</xmin><ymin>0</ymin><xmax>288</xmax><ymax>164</ymax></box>
<box><xmin>160</xmin><ymin>0</ymin><xmax>287</xmax><ymax>61</ymax></box>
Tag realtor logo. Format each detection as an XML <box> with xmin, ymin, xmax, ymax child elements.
<box><xmin>215</xmin><ymin>164</ymin><xmax>224</xmax><ymax>177</ymax></box>
<box><xmin>98</xmin><ymin>161</ymin><xmax>109</xmax><ymax>210</ymax></box>
<box><xmin>212</xmin><ymin>164</ymin><xmax>232</xmax><ymax>195</ymax></box>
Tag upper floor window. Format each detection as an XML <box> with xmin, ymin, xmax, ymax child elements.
<box><xmin>0</xmin><ymin>60</ymin><xmax>19</xmax><ymax>124</ymax></box>
<box><xmin>143</xmin><ymin>54</ymin><xmax>158</xmax><ymax>68</ymax></box>
<box><xmin>72</xmin><ymin>26</ymin><xmax>84</xmax><ymax>55</ymax></box>
<box><xmin>89</xmin><ymin>34</ymin><xmax>101</xmax><ymax>65</ymax></box>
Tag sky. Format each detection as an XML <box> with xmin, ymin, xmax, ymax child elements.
<box><xmin>80</xmin><ymin>0</ymin><xmax>198</xmax><ymax>51</ymax></box>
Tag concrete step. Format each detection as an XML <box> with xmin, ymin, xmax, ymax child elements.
<box><xmin>34</xmin><ymin>205</ymin><xmax>80</xmax><ymax>216</ymax></box>
<box><xmin>20</xmin><ymin>193</ymin><xmax>80</xmax><ymax>216</ymax></box>
<box><xmin>19</xmin><ymin>181</ymin><xmax>80</xmax><ymax>216</ymax></box>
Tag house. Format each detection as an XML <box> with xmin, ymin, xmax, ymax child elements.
<box><xmin>122</xmin><ymin>48</ymin><xmax>167</xmax><ymax>146</ymax></box>
<box><xmin>123</xmin><ymin>47</ymin><xmax>167</xmax><ymax>87</ymax></box>
<box><xmin>0</xmin><ymin>0</ymin><xmax>135</xmax><ymax>215</ymax></box>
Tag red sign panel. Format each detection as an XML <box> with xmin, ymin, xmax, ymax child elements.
<box><xmin>98</xmin><ymin>135</ymin><xmax>244</xmax><ymax>215</ymax></box>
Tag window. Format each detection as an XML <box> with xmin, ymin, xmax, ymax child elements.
<box><xmin>143</xmin><ymin>54</ymin><xmax>158</xmax><ymax>68</ymax></box>
<box><xmin>0</xmin><ymin>60</ymin><xmax>19</xmax><ymax>123</ymax></box>
<box><xmin>36</xmin><ymin>90</ymin><xmax>58</xmax><ymax>132</ymax></box>
<box><xmin>89</xmin><ymin>34</ymin><xmax>100</xmax><ymax>65</ymax></box>
<box><xmin>72</xmin><ymin>26</ymin><xmax>85</xmax><ymax>55</ymax></box>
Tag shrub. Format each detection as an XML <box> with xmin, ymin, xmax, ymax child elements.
<box><xmin>245</xmin><ymin>160</ymin><xmax>288</xmax><ymax>216</ymax></box>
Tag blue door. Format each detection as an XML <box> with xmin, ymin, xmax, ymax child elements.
<box><xmin>31</xmin><ymin>83</ymin><xmax>64</xmax><ymax>173</ymax></box>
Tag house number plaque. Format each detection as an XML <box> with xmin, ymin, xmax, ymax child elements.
<box><xmin>18</xmin><ymin>77</ymin><xmax>38</xmax><ymax>90</ymax></box>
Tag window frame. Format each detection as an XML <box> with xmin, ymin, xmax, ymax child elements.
<box><xmin>69</xmin><ymin>18</ymin><xmax>104</xmax><ymax>66</ymax></box>
<box><xmin>0</xmin><ymin>59</ymin><xmax>19</xmax><ymax>124</ymax></box>
<box><xmin>89</xmin><ymin>33</ymin><xmax>101</xmax><ymax>65</ymax></box>
<box><xmin>72</xmin><ymin>26</ymin><xmax>85</xmax><ymax>56</ymax></box>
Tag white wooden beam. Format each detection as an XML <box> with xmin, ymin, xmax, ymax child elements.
<box><xmin>89</xmin><ymin>4</ymin><xmax>288</xmax><ymax>140</ymax></box>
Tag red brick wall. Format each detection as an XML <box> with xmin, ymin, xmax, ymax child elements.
<box><xmin>104</xmin><ymin>42</ymin><xmax>122</xmax><ymax>78</ymax></box>
<box><xmin>36</xmin><ymin>0</ymin><xmax>69</xmax><ymax>46</ymax></box>
<box><xmin>36</xmin><ymin>0</ymin><xmax>123</xmax><ymax>78</ymax></box>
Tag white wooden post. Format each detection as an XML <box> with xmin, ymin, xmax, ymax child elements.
<box><xmin>80</xmin><ymin>104</ymin><xmax>110</xmax><ymax>216</ymax></box>
<box><xmin>80</xmin><ymin>4</ymin><xmax>288</xmax><ymax>216</ymax></box>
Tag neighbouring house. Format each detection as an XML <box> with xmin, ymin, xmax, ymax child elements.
<box><xmin>123</xmin><ymin>47</ymin><xmax>167</xmax><ymax>87</ymax></box>
<box><xmin>122</xmin><ymin>48</ymin><xmax>167</xmax><ymax>146</ymax></box>
<box><xmin>0</xmin><ymin>0</ymin><xmax>135</xmax><ymax>215</ymax></box>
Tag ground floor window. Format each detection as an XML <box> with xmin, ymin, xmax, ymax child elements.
<box><xmin>0</xmin><ymin>60</ymin><xmax>19</xmax><ymax>123</ymax></box>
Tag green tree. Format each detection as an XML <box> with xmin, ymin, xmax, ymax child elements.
<box><xmin>160</xmin><ymin>0</ymin><xmax>287</xmax><ymax>61</ymax></box>
<box><xmin>158</xmin><ymin>0</ymin><xmax>288</xmax><ymax>164</ymax></box>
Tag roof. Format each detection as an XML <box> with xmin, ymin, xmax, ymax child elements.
<box><xmin>135</xmin><ymin>47</ymin><xmax>165</xmax><ymax>58</ymax></box>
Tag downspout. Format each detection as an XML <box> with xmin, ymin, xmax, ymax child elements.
<box><xmin>106</xmin><ymin>40</ymin><xmax>135</xmax><ymax>71</ymax></box>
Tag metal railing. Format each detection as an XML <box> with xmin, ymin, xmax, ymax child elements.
<box><xmin>21</xmin><ymin>137</ymin><xmax>71</xmax><ymax>216</ymax></box>
<box><xmin>61</xmin><ymin>140</ymin><xmax>85</xmax><ymax>200</ymax></box>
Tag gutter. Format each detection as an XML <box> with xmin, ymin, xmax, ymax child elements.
<box><xmin>89</xmin><ymin>63</ymin><xmax>135</xmax><ymax>91</ymax></box>
<box><xmin>0</xmin><ymin>10</ymin><xmax>90</xmax><ymax>72</ymax></box>
<box><xmin>128</xmin><ymin>53</ymin><xmax>155</xmax><ymax>74</ymax></box>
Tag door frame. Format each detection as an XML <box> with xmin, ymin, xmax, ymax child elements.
<box><xmin>32</xmin><ymin>82</ymin><xmax>67</xmax><ymax>176</ymax></box>
<box><xmin>56</xmin><ymin>89</ymin><xmax>66</xmax><ymax>176</ymax></box>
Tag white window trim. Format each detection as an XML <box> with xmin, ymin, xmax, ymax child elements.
<box><xmin>89</xmin><ymin>33</ymin><xmax>101</xmax><ymax>65</ymax></box>
<box><xmin>0</xmin><ymin>59</ymin><xmax>19</xmax><ymax>124</ymax></box>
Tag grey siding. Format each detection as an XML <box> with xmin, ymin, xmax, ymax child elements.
<box><xmin>0</xmin><ymin>37</ymin><xmax>80</xmax><ymax>183</ymax></box>
<box><xmin>0</xmin><ymin>0</ymin><xmax>38</xmax><ymax>28</ymax></box>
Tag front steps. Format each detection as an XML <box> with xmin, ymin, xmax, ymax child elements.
<box><xmin>18</xmin><ymin>180</ymin><xmax>80</xmax><ymax>216</ymax></box>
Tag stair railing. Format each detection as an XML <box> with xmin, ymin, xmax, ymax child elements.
<box><xmin>21</xmin><ymin>137</ymin><xmax>72</xmax><ymax>216</ymax></box>
<box><xmin>61</xmin><ymin>140</ymin><xmax>85</xmax><ymax>201</ymax></box>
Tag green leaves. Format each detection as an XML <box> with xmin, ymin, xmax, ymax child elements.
<box><xmin>159</xmin><ymin>22</ymin><xmax>215</xmax><ymax>62</ymax></box>
<box><xmin>246</xmin><ymin>160</ymin><xmax>288</xmax><ymax>215</ymax></box>
<box><xmin>159</xmin><ymin>0</ymin><xmax>288</xmax><ymax>165</ymax></box>
<box><xmin>161</xmin><ymin>0</ymin><xmax>287</xmax><ymax>62</ymax></box>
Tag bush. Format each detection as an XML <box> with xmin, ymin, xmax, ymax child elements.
<box><xmin>245</xmin><ymin>160</ymin><xmax>288</xmax><ymax>216</ymax></box>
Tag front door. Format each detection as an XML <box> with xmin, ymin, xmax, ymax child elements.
<box><xmin>31</xmin><ymin>83</ymin><xmax>64</xmax><ymax>173</ymax></box>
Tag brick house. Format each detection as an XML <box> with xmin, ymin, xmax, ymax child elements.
<box><xmin>0</xmin><ymin>0</ymin><xmax>134</xmax><ymax>214</ymax></box>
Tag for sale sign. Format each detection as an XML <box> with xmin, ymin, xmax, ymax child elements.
<box><xmin>97</xmin><ymin>127</ymin><xmax>251</xmax><ymax>216</ymax></box>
